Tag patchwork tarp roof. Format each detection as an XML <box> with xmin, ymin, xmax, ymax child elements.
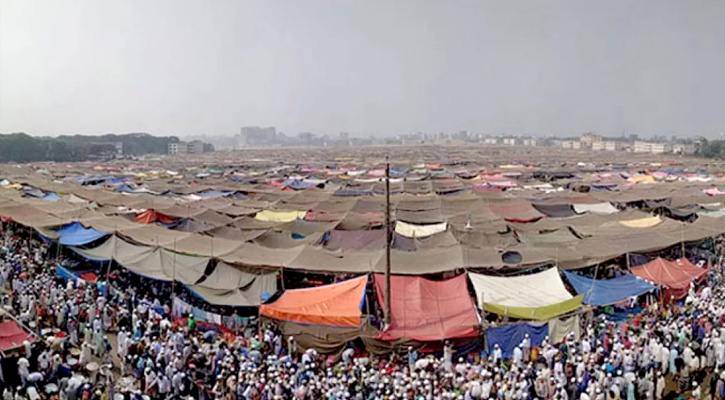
<box><xmin>260</xmin><ymin>275</ymin><xmax>367</xmax><ymax>327</ymax></box>
<box><xmin>563</xmin><ymin>271</ymin><xmax>655</xmax><ymax>306</ymax></box>
<box><xmin>373</xmin><ymin>273</ymin><xmax>480</xmax><ymax>341</ymax></box>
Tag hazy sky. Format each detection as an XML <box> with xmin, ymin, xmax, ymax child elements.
<box><xmin>1</xmin><ymin>0</ymin><xmax>724</xmax><ymax>138</ymax></box>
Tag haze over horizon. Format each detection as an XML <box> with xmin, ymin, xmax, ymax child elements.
<box><xmin>1</xmin><ymin>0</ymin><xmax>724</xmax><ymax>138</ymax></box>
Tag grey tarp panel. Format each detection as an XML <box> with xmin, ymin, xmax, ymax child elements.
<box><xmin>287</xmin><ymin>246</ymin><xmax>384</xmax><ymax>273</ymax></box>
<box><xmin>203</xmin><ymin>227</ymin><xmax>266</xmax><ymax>241</ymax></box>
<box><xmin>195</xmin><ymin>262</ymin><xmax>273</xmax><ymax>290</ymax></box>
<box><xmin>219</xmin><ymin>243</ymin><xmax>304</xmax><ymax>268</ymax></box>
<box><xmin>517</xmin><ymin>228</ymin><xmax>581</xmax><ymax>245</ymax></box>
<box><xmin>168</xmin><ymin>235</ymin><xmax>243</xmax><ymax>257</ymax></box>
<box><xmin>531</xmin><ymin>203</ymin><xmax>579</xmax><ymax>218</ymax></box>
<box><xmin>188</xmin><ymin>265</ymin><xmax>277</xmax><ymax>306</ymax></box>
<box><xmin>187</xmin><ymin>281</ymin><xmax>276</xmax><ymax>306</ymax></box>
<box><xmin>118</xmin><ymin>225</ymin><xmax>192</xmax><ymax>246</ymax></box>
<box><xmin>323</xmin><ymin>230</ymin><xmax>385</xmax><ymax>250</ymax></box>
<box><xmin>253</xmin><ymin>231</ymin><xmax>323</xmax><ymax>248</ymax></box>
<box><xmin>171</xmin><ymin>219</ymin><xmax>215</xmax><ymax>233</ymax></box>
<box><xmin>190</xmin><ymin>209</ymin><xmax>235</xmax><ymax>226</ymax></box>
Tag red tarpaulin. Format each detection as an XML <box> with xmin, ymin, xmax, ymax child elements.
<box><xmin>0</xmin><ymin>320</ymin><xmax>32</xmax><ymax>351</ymax></box>
<box><xmin>135</xmin><ymin>210</ymin><xmax>178</xmax><ymax>225</ymax></box>
<box><xmin>374</xmin><ymin>273</ymin><xmax>480</xmax><ymax>341</ymax></box>
<box><xmin>631</xmin><ymin>257</ymin><xmax>707</xmax><ymax>300</ymax></box>
<box><xmin>260</xmin><ymin>276</ymin><xmax>367</xmax><ymax>328</ymax></box>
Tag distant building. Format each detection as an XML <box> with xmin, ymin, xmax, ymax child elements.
<box><xmin>522</xmin><ymin>138</ymin><xmax>538</xmax><ymax>146</ymax></box>
<box><xmin>604</xmin><ymin>141</ymin><xmax>624</xmax><ymax>151</ymax></box>
<box><xmin>633</xmin><ymin>141</ymin><xmax>652</xmax><ymax>153</ymax></box>
<box><xmin>168</xmin><ymin>142</ymin><xmax>188</xmax><ymax>155</ymax></box>
<box><xmin>483</xmin><ymin>137</ymin><xmax>499</xmax><ymax>145</ymax></box>
<box><xmin>188</xmin><ymin>140</ymin><xmax>206</xmax><ymax>154</ymax></box>
<box><xmin>650</xmin><ymin>142</ymin><xmax>672</xmax><ymax>154</ymax></box>
<box><xmin>502</xmin><ymin>138</ymin><xmax>518</xmax><ymax>146</ymax></box>
<box><xmin>592</xmin><ymin>142</ymin><xmax>606</xmax><ymax>151</ymax></box>
<box><xmin>561</xmin><ymin>140</ymin><xmax>581</xmax><ymax>149</ymax></box>
<box><xmin>239</xmin><ymin>126</ymin><xmax>277</xmax><ymax>146</ymax></box>
<box><xmin>580</xmin><ymin>134</ymin><xmax>602</xmax><ymax>146</ymax></box>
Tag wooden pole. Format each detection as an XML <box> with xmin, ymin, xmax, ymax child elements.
<box><xmin>384</xmin><ymin>158</ymin><xmax>392</xmax><ymax>325</ymax></box>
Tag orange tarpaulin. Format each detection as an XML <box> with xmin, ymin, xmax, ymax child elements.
<box><xmin>631</xmin><ymin>257</ymin><xmax>707</xmax><ymax>300</ymax></box>
<box><xmin>374</xmin><ymin>273</ymin><xmax>480</xmax><ymax>341</ymax></box>
<box><xmin>260</xmin><ymin>276</ymin><xmax>367</xmax><ymax>327</ymax></box>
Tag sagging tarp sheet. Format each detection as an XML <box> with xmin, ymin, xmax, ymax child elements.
<box><xmin>373</xmin><ymin>273</ymin><xmax>480</xmax><ymax>341</ymax></box>
<box><xmin>260</xmin><ymin>276</ymin><xmax>367</xmax><ymax>327</ymax></box>
<box><xmin>563</xmin><ymin>271</ymin><xmax>654</xmax><ymax>306</ymax></box>
<box><xmin>468</xmin><ymin>268</ymin><xmax>573</xmax><ymax>308</ymax></box>
<box><xmin>630</xmin><ymin>257</ymin><xmax>707</xmax><ymax>299</ymax></box>
<box><xmin>531</xmin><ymin>203</ymin><xmax>579</xmax><ymax>218</ymax></box>
<box><xmin>56</xmin><ymin>222</ymin><xmax>108</xmax><ymax>246</ymax></box>
<box><xmin>196</xmin><ymin>261</ymin><xmax>274</xmax><ymax>291</ymax></box>
<box><xmin>187</xmin><ymin>275</ymin><xmax>277</xmax><ymax>307</ymax></box>
<box><xmin>486</xmin><ymin>322</ymin><xmax>547</xmax><ymax>359</ymax></box>
<box><xmin>72</xmin><ymin>235</ymin><xmax>209</xmax><ymax>283</ymax></box>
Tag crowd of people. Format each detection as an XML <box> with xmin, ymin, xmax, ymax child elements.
<box><xmin>1</xmin><ymin>221</ymin><xmax>725</xmax><ymax>400</ymax></box>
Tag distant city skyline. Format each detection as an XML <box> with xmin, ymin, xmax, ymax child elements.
<box><xmin>2</xmin><ymin>0</ymin><xmax>724</xmax><ymax>138</ymax></box>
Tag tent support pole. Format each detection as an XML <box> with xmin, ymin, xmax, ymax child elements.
<box><xmin>384</xmin><ymin>157</ymin><xmax>392</xmax><ymax>326</ymax></box>
<box><xmin>172</xmin><ymin>239</ymin><xmax>177</xmax><ymax>303</ymax></box>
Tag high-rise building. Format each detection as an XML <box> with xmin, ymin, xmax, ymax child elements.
<box><xmin>239</xmin><ymin>126</ymin><xmax>277</xmax><ymax>146</ymax></box>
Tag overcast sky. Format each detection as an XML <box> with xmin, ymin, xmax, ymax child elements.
<box><xmin>1</xmin><ymin>0</ymin><xmax>724</xmax><ymax>138</ymax></box>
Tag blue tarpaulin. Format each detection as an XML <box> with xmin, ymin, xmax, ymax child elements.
<box><xmin>282</xmin><ymin>179</ymin><xmax>316</xmax><ymax>190</ymax></box>
<box><xmin>56</xmin><ymin>265</ymin><xmax>79</xmax><ymax>282</ymax></box>
<box><xmin>197</xmin><ymin>190</ymin><xmax>232</xmax><ymax>199</ymax></box>
<box><xmin>563</xmin><ymin>271</ymin><xmax>655</xmax><ymax>307</ymax></box>
<box><xmin>56</xmin><ymin>222</ymin><xmax>108</xmax><ymax>246</ymax></box>
<box><xmin>40</xmin><ymin>192</ymin><xmax>60</xmax><ymax>201</ymax></box>
<box><xmin>486</xmin><ymin>323</ymin><xmax>548</xmax><ymax>359</ymax></box>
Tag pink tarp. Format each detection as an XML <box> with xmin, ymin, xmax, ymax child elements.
<box><xmin>373</xmin><ymin>274</ymin><xmax>480</xmax><ymax>341</ymax></box>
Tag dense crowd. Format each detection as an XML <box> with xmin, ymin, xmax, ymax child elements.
<box><xmin>1</xmin><ymin>222</ymin><xmax>725</xmax><ymax>400</ymax></box>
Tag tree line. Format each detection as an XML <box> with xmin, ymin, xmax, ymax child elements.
<box><xmin>0</xmin><ymin>133</ymin><xmax>179</xmax><ymax>162</ymax></box>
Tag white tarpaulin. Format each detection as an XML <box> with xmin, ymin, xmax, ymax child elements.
<box><xmin>468</xmin><ymin>268</ymin><xmax>573</xmax><ymax>308</ymax></box>
<box><xmin>548</xmin><ymin>315</ymin><xmax>581</xmax><ymax>343</ymax></box>
<box><xmin>572</xmin><ymin>203</ymin><xmax>619</xmax><ymax>215</ymax></box>
<box><xmin>394</xmin><ymin>221</ymin><xmax>447</xmax><ymax>238</ymax></box>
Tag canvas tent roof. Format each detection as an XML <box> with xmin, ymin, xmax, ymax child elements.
<box><xmin>373</xmin><ymin>273</ymin><xmax>480</xmax><ymax>341</ymax></box>
<box><xmin>259</xmin><ymin>276</ymin><xmax>367</xmax><ymax>327</ymax></box>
